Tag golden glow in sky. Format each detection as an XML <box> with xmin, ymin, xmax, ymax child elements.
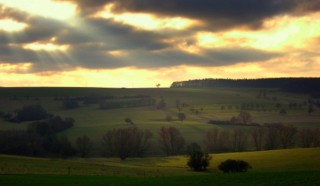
<box><xmin>23</xmin><ymin>43</ymin><xmax>70</xmax><ymax>52</ymax></box>
<box><xmin>0</xmin><ymin>0</ymin><xmax>76</xmax><ymax>20</ymax></box>
<box><xmin>0</xmin><ymin>0</ymin><xmax>320</xmax><ymax>87</ymax></box>
<box><xmin>196</xmin><ymin>12</ymin><xmax>320</xmax><ymax>52</ymax></box>
<box><xmin>0</xmin><ymin>19</ymin><xmax>28</xmax><ymax>32</ymax></box>
<box><xmin>96</xmin><ymin>3</ymin><xmax>200</xmax><ymax>30</ymax></box>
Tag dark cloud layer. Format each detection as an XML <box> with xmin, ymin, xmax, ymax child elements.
<box><xmin>65</xmin><ymin>0</ymin><xmax>320</xmax><ymax>30</ymax></box>
<box><xmin>0</xmin><ymin>0</ymin><xmax>317</xmax><ymax>73</ymax></box>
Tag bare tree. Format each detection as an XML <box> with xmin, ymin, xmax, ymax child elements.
<box><xmin>300</xmin><ymin>128</ymin><xmax>314</xmax><ymax>147</ymax></box>
<box><xmin>251</xmin><ymin>127</ymin><xmax>265</xmax><ymax>151</ymax></box>
<box><xmin>76</xmin><ymin>135</ymin><xmax>92</xmax><ymax>157</ymax></box>
<box><xmin>102</xmin><ymin>127</ymin><xmax>152</xmax><ymax>160</ymax></box>
<box><xmin>300</xmin><ymin>128</ymin><xmax>320</xmax><ymax>147</ymax></box>
<box><xmin>232</xmin><ymin>128</ymin><xmax>248</xmax><ymax>152</ymax></box>
<box><xmin>203</xmin><ymin>128</ymin><xmax>220</xmax><ymax>153</ymax></box>
<box><xmin>158</xmin><ymin>127</ymin><xmax>185</xmax><ymax>156</ymax></box>
<box><xmin>178</xmin><ymin>113</ymin><xmax>186</xmax><ymax>123</ymax></box>
<box><xmin>237</xmin><ymin>111</ymin><xmax>252</xmax><ymax>124</ymax></box>
<box><xmin>278</xmin><ymin>124</ymin><xmax>297</xmax><ymax>149</ymax></box>
<box><xmin>264</xmin><ymin>124</ymin><xmax>281</xmax><ymax>150</ymax></box>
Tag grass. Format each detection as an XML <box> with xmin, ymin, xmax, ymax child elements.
<box><xmin>0</xmin><ymin>148</ymin><xmax>320</xmax><ymax>185</ymax></box>
<box><xmin>0</xmin><ymin>87</ymin><xmax>319</xmax><ymax>151</ymax></box>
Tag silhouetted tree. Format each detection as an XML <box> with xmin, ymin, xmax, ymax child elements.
<box><xmin>63</xmin><ymin>98</ymin><xmax>79</xmax><ymax>109</ymax></box>
<box><xmin>218</xmin><ymin>159</ymin><xmax>252</xmax><ymax>173</ymax></box>
<box><xmin>158</xmin><ymin>127</ymin><xmax>185</xmax><ymax>156</ymax></box>
<box><xmin>14</xmin><ymin>104</ymin><xmax>49</xmax><ymax>122</ymax></box>
<box><xmin>237</xmin><ymin>111</ymin><xmax>252</xmax><ymax>124</ymax></box>
<box><xmin>102</xmin><ymin>127</ymin><xmax>152</xmax><ymax>160</ymax></box>
<box><xmin>165</xmin><ymin>115</ymin><xmax>172</xmax><ymax>122</ymax></box>
<box><xmin>156</xmin><ymin>98</ymin><xmax>166</xmax><ymax>110</ymax></box>
<box><xmin>187</xmin><ymin>143</ymin><xmax>211</xmax><ymax>171</ymax></box>
<box><xmin>278</xmin><ymin>124</ymin><xmax>297</xmax><ymax>149</ymax></box>
<box><xmin>251</xmin><ymin>126</ymin><xmax>265</xmax><ymax>151</ymax></box>
<box><xmin>125</xmin><ymin>118</ymin><xmax>134</xmax><ymax>125</ymax></box>
<box><xmin>178</xmin><ymin>113</ymin><xmax>186</xmax><ymax>123</ymax></box>
<box><xmin>232</xmin><ymin>128</ymin><xmax>248</xmax><ymax>152</ymax></box>
<box><xmin>76</xmin><ymin>135</ymin><xmax>92</xmax><ymax>157</ymax></box>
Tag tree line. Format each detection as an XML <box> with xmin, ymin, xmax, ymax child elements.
<box><xmin>171</xmin><ymin>78</ymin><xmax>320</xmax><ymax>98</ymax></box>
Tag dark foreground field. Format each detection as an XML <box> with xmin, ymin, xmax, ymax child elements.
<box><xmin>1</xmin><ymin>171</ymin><xmax>320</xmax><ymax>186</ymax></box>
<box><xmin>0</xmin><ymin>148</ymin><xmax>320</xmax><ymax>186</ymax></box>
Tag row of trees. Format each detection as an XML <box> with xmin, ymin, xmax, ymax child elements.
<box><xmin>204</xmin><ymin>125</ymin><xmax>320</xmax><ymax>153</ymax></box>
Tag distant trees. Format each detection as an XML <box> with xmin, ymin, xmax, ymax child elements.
<box><xmin>156</xmin><ymin>98</ymin><xmax>166</xmax><ymax>110</ymax></box>
<box><xmin>102</xmin><ymin>127</ymin><xmax>152</xmax><ymax>160</ymax></box>
<box><xmin>177</xmin><ymin>113</ymin><xmax>186</xmax><ymax>123</ymax></box>
<box><xmin>300</xmin><ymin>128</ymin><xmax>320</xmax><ymax>147</ymax></box>
<box><xmin>278</xmin><ymin>125</ymin><xmax>297</xmax><ymax>149</ymax></box>
<box><xmin>218</xmin><ymin>159</ymin><xmax>252</xmax><ymax>173</ymax></box>
<box><xmin>251</xmin><ymin>127</ymin><xmax>265</xmax><ymax>151</ymax></box>
<box><xmin>158</xmin><ymin>127</ymin><xmax>185</xmax><ymax>156</ymax></box>
<box><xmin>76</xmin><ymin>135</ymin><xmax>93</xmax><ymax>157</ymax></box>
<box><xmin>187</xmin><ymin>143</ymin><xmax>211</xmax><ymax>171</ymax></box>
<box><xmin>232</xmin><ymin>128</ymin><xmax>248</xmax><ymax>152</ymax></box>
<box><xmin>203</xmin><ymin>128</ymin><xmax>231</xmax><ymax>153</ymax></box>
<box><xmin>27</xmin><ymin>116</ymin><xmax>74</xmax><ymax>136</ymax></box>
<box><xmin>63</xmin><ymin>98</ymin><xmax>79</xmax><ymax>109</ymax></box>
<box><xmin>124</xmin><ymin>118</ymin><xmax>134</xmax><ymax>125</ymax></box>
<box><xmin>237</xmin><ymin>111</ymin><xmax>252</xmax><ymax>124</ymax></box>
<box><xmin>5</xmin><ymin>104</ymin><xmax>50</xmax><ymax>123</ymax></box>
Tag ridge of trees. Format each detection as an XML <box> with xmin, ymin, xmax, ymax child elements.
<box><xmin>171</xmin><ymin>78</ymin><xmax>320</xmax><ymax>97</ymax></box>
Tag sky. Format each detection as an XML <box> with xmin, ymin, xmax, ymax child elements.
<box><xmin>0</xmin><ymin>0</ymin><xmax>319</xmax><ymax>88</ymax></box>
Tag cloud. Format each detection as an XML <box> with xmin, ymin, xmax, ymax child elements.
<box><xmin>104</xmin><ymin>0</ymin><xmax>320</xmax><ymax>30</ymax></box>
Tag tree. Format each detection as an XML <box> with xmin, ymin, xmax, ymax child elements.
<box><xmin>63</xmin><ymin>98</ymin><xmax>79</xmax><ymax>109</ymax></box>
<box><xmin>232</xmin><ymin>128</ymin><xmax>248</xmax><ymax>152</ymax></box>
<box><xmin>14</xmin><ymin>104</ymin><xmax>49</xmax><ymax>122</ymax></box>
<box><xmin>218</xmin><ymin>159</ymin><xmax>252</xmax><ymax>173</ymax></box>
<box><xmin>124</xmin><ymin>118</ymin><xmax>134</xmax><ymax>125</ymax></box>
<box><xmin>237</xmin><ymin>111</ymin><xmax>252</xmax><ymax>124</ymax></box>
<box><xmin>178</xmin><ymin>113</ymin><xmax>186</xmax><ymax>123</ymax></box>
<box><xmin>156</xmin><ymin>98</ymin><xmax>166</xmax><ymax>110</ymax></box>
<box><xmin>187</xmin><ymin>143</ymin><xmax>211</xmax><ymax>171</ymax></box>
<box><xmin>264</xmin><ymin>124</ymin><xmax>282</xmax><ymax>150</ymax></box>
<box><xmin>158</xmin><ymin>127</ymin><xmax>185</xmax><ymax>156</ymax></box>
<box><xmin>278</xmin><ymin>124</ymin><xmax>297</xmax><ymax>149</ymax></box>
<box><xmin>279</xmin><ymin>108</ymin><xmax>287</xmax><ymax>115</ymax></box>
<box><xmin>251</xmin><ymin>127</ymin><xmax>265</xmax><ymax>151</ymax></box>
<box><xmin>165</xmin><ymin>115</ymin><xmax>172</xmax><ymax>122</ymax></box>
<box><xmin>308</xmin><ymin>105</ymin><xmax>315</xmax><ymax>114</ymax></box>
<box><xmin>102</xmin><ymin>127</ymin><xmax>152</xmax><ymax>160</ymax></box>
<box><xmin>76</xmin><ymin>135</ymin><xmax>92</xmax><ymax>157</ymax></box>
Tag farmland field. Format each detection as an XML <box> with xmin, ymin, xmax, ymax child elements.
<box><xmin>0</xmin><ymin>87</ymin><xmax>319</xmax><ymax>185</ymax></box>
<box><xmin>0</xmin><ymin>148</ymin><xmax>319</xmax><ymax>185</ymax></box>
<box><xmin>0</xmin><ymin>87</ymin><xmax>319</xmax><ymax>154</ymax></box>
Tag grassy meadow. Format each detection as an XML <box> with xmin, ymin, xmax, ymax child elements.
<box><xmin>0</xmin><ymin>87</ymin><xmax>318</xmax><ymax>147</ymax></box>
<box><xmin>0</xmin><ymin>148</ymin><xmax>319</xmax><ymax>185</ymax></box>
<box><xmin>0</xmin><ymin>87</ymin><xmax>319</xmax><ymax>185</ymax></box>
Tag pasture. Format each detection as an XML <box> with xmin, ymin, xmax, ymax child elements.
<box><xmin>0</xmin><ymin>87</ymin><xmax>318</xmax><ymax>147</ymax></box>
<box><xmin>0</xmin><ymin>148</ymin><xmax>319</xmax><ymax>185</ymax></box>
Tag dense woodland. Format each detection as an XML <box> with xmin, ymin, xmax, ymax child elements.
<box><xmin>171</xmin><ymin>78</ymin><xmax>320</xmax><ymax>97</ymax></box>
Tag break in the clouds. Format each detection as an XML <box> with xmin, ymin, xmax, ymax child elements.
<box><xmin>0</xmin><ymin>0</ymin><xmax>319</xmax><ymax>87</ymax></box>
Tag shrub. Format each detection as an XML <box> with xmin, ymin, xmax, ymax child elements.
<box><xmin>187</xmin><ymin>143</ymin><xmax>211</xmax><ymax>171</ymax></box>
<box><xmin>218</xmin><ymin>159</ymin><xmax>252</xmax><ymax>173</ymax></box>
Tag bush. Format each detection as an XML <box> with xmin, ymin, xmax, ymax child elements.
<box><xmin>218</xmin><ymin>159</ymin><xmax>252</xmax><ymax>173</ymax></box>
<box><xmin>187</xmin><ymin>143</ymin><xmax>211</xmax><ymax>171</ymax></box>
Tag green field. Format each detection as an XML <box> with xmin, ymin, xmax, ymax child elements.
<box><xmin>0</xmin><ymin>87</ymin><xmax>318</xmax><ymax>149</ymax></box>
<box><xmin>0</xmin><ymin>148</ymin><xmax>319</xmax><ymax>185</ymax></box>
<box><xmin>0</xmin><ymin>87</ymin><xmax>319</xmax><ymax>185</ymax></box>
